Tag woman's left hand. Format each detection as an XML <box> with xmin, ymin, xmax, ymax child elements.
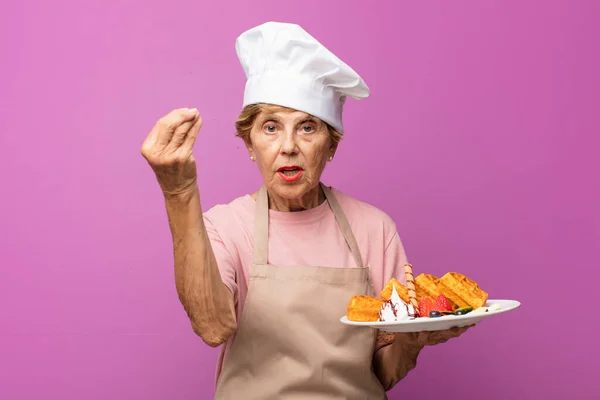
<box><xmin>373</xmin><ymin>325</ymin><xmax>474</xmax><ymax>390</ymax></box>
<box><xmin>396</xmin><ymin>324</ymin><xmax>474</xmax><ymax>348</ymax></box>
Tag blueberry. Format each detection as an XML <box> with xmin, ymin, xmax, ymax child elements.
<box><xmin>429</xmin><ymin>310</ymin><xmax>442</xmax><ymax>318</ymax></box>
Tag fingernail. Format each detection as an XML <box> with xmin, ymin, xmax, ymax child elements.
<box><xmin>188</xmin><ymin>108</ymin><xmax>197</xmax><ymax>114</ymax></box>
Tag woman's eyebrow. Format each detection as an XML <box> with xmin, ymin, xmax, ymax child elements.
<box><xmin>259</xmin><ymin>114</ymin><xmax>316</xmax><ymax>125</ymax></box>
<box><xmin>296</xmin><ymin>117</ymin><xmax>318</xmax><ymax>125</ymax></box>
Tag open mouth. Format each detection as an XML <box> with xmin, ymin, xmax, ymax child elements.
<box><xmin>277</xmin><ymin>166</ymin><xmax>304</xmax><ymax>182</ymax></box>
<box><xmin>279</xmin><ymin>168</ymin><xmax>301</xmax><ymax>176</ymax></box>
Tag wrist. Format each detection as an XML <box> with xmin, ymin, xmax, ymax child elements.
<box><xmin>372</xmin><ymin>332</ymin><xmax>423</xmax><ymax>390</ymax></box>
<box><xmin>163</xmin><ymin>183</ymin><xmax>199</xmax><ymax>205</ymax></box>
<box><xmin>163</xmin><ymin>184</ymin><xmax>203</xmax><ymax>235</ymax></box>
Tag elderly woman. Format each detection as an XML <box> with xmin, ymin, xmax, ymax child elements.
<box><xmin>141</xmin><ymin>22</ymin><xmax>469</xmax><ymax>399</ymax></box>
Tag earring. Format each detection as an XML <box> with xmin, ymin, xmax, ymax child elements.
<box><xmin>328</xmin><ymin>156</ymin><xmax>333</xmax><ymax>161</ymax></box>
<box><xmin>250</xmin><ymin>156</ymin><xmax>255</xmax><ymax>162</ymax></box>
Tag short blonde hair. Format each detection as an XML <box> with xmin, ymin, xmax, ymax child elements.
<box><xmin>235</xmin><ymin>103</ymin><xmax>343</xmax><ymax>146</ymax></box>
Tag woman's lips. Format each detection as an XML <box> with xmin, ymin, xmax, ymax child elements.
<box><xmin>277</xmin><ymin>166</ymin><xmax>304</xmax><ymax>183</ymax></box>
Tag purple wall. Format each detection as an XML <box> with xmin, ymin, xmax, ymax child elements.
<box><xmin>1</xmin><ymin>1</ymin><xmax>598</xmax><ymax>399</ymax></box>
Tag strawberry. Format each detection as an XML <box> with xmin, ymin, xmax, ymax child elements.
<box><xmin>418</xmin><ymin>297</ymin><xmax>434</xmax><ymax>318</ymax></box>
<box><xmin>432</xmin><ymin>294</ymin><xmax>454</xmax><ymax>313</ymax></box>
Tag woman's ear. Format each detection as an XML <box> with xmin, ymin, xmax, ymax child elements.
<box><xmin>247</xmin><ymin>143</ymin><xmax>255</xmax><ymax>162</ymax></box>
<box><xmin>328</xmin><ymin>142</ymin><xmax>339</xmax><ymax>161</ymax></box>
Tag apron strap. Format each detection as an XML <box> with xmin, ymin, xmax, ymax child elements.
<box><xmin>253</xmin><ymin>183</ymin><xmax>365</xmax><ymax>268</ymax></box>
<box><xmin>321</xmin><ymin>184</ymin><xmax>365</xmax><ymax>268</ymax></box>
<box><xmin>253</xmin><ymin>185</ymin><xmax>270</xmax><ymax>265</ymax></box>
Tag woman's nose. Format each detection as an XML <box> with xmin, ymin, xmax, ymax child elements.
<box><xmin>280</xmin><ymin>131</ymin><xmax>299</xmax><ymax>155</ymax></box>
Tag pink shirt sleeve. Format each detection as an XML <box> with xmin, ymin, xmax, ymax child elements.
<box><xmin>203</xmin><ymin>215</ymin><xmax>238</xmax><ymax>297</ymax></box>
<box><xmin>382</xmin><ymin>231</ymin><xmax>409</xmax><ymax>287</ymax></box>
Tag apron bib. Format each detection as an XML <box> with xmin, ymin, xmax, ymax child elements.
<box><xmin>214</xmin><ymin>184</ymin><xmax>387</xmax><ymax>399</ymax></box>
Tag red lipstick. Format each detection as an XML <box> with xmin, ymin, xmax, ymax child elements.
<box><xmin>277</xmin><ymin>165</ymin><xmax>304</xmax><ymax>183</ymax></box>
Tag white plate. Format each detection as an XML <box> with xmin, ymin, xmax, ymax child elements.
<box><xmin>340</xmin><ymin>299</ymin><xmax>521</xmax><ymax>333</ymax></box>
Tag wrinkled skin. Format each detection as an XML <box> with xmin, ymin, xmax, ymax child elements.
<box><xmin>246</xmin><ymin>106</ymin><xmax>337</xmax><ymax>211</ymax></box>
<box><xmin>141</xmin><ymin>108</ymin><xmax>238</xmax><ymax>347</ymax></box>
<box><xmin>141</xmin><ymin>107</ymin><xmax>202</xmax><ymax>197</ymax></box>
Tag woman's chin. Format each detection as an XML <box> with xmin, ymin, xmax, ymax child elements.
<box><xmin>269</xmin><ymin>179</ymin><xmax>317</xmax><ymax>199</ymax></box>
<box><xmin>271</xmin><ymin>183</ymin><xmax>307</xmax><ymax>199</ymax></box>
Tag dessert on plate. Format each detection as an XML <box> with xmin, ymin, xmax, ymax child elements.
<box><xmin>346</xmin><ymin>265</ymin><xmax>493</xmax><ymax>322</ymax></box>
<box><xmin>378</xmin><ymin>284</ymin><xmax>418</xmax><ymax>322</ymax></box>
<box><xmin>346</xmin><ymin>295</ymin><xmax>385</xmax><ymax>322</ymax></box>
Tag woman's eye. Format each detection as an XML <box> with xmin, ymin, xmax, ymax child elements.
<box><xmin>302</xmin><ymin>125</ymin><xmax>314</xmax><ymax>133</ymax></box>
<box><xmin>265</xmin><ymin>125</ymin><xmax>277</xmax><ymax>133</ymax></box>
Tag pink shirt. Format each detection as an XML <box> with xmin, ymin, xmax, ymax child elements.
<box><xmin>203</xmin><ymin>187</ymin><xmax>409</xmax><ymax>384</ymax></box>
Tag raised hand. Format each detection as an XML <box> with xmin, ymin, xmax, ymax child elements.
<box><xmin>141</xmin><ymin>108</ymin><xmax>203</xmax><ymax>197</ymax></box>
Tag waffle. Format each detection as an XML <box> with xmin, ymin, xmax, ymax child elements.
<box><xmin>380</xmin><ymin>277</ymin><xmax>410</xmax><ymax>303</ymax></box>
<box><xmin>414</xmin><ymin>273</ymin><xmax>442</xmax><ymax>300</ymax></box>
<box><xmin>439</xmin><ymin>272</ymin><xmax>488</xmax><ymax>309</ymax></box>
<box><xmin>380</xmin><ymin>277</ymin><xmax>430</xmax><ymax>305</ymax></box>
<box><xmin>436</xmin><ymin>281</ymin><xmax>471</xmax><ymax>309</ymax></box>
<box><xmin>415</xmin><ymin>273</ymin><xmax>470</xmax><ymax>309</ymax></box>
<box><xmin>346</xmin><ymin>295</ymin><xmax>385</xmax><ymax>322</ymax></box>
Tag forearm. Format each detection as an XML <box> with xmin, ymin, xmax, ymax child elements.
<box><xmin>164</xmin><ymin>185</ymin><xmax>237</xmax><ymax>347</ymax></box>
<box><xmin>373</xmin><ymin>335</ymin><xmax>423</xmax><ymax>391</ymax></box>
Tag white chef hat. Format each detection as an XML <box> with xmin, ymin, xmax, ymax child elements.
<box><xmin>235</xmin><ymin>21</ymin><xmax>370</xmax><ymax>134</ymax></box>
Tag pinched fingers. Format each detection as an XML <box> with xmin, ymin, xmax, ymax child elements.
<box><xmin>154</xmin><ymin>108</ymin><xmax>199</xmax><ymax>147</ymax></box>
<box><xmin>179</xmin><ymin>115</ymin><xmax>203</xmax><ymax>155</ymax></box>
<box><xmin>142</xmin><ymin>108</ymin><xmax>200</xmax><ymax>160</ymax></box>
<box><xmin>165</xmin><ymin>115</ymin><xmax>199</xmax><ymax>152</ymax></box>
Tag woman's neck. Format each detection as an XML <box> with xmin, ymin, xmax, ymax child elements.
<box><xmin>263</xmin><ymin>184</ymin><xmax>326</xmax><ymax>212</ymax></box>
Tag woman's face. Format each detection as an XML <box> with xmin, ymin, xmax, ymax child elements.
<box><xmin>247</xmin><ymin>106</ymin><xmax>337</xmax><ymax>201</ymax></box>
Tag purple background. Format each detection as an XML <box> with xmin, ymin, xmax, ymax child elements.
<box><xmin>1</xmin><ymin>1</ymin><xmax>598</xmax><ymax>399</ymax></box>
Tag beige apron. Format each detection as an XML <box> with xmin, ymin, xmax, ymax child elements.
<box><xmin>214</xmin><ymin>184</ymin><xmax>387</xmax><ymax>400</ymax></box>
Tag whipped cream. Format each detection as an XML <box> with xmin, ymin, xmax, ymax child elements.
<box><xmin>378</xmin><ymin>285</ymin><xmax>417</xmax><ymax>322</ymax></box>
